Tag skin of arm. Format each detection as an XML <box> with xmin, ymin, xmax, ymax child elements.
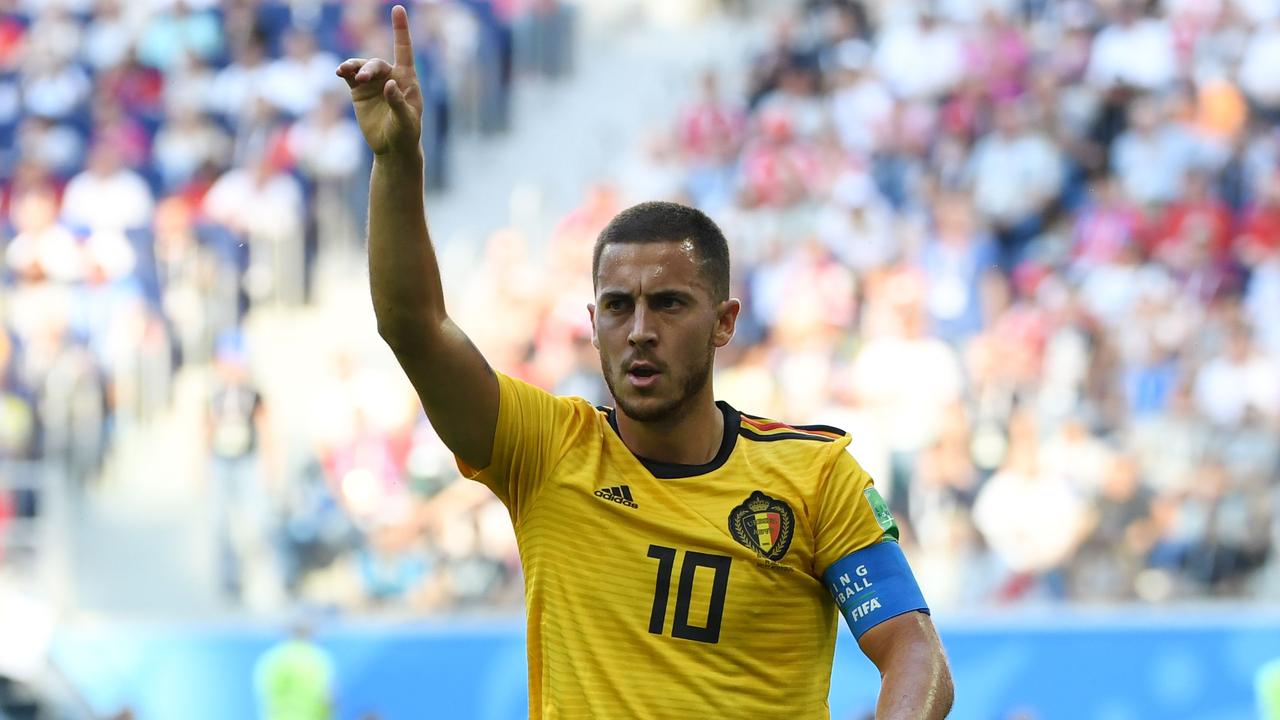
<box><xmin>336</xmin><ymin>4</ymin><xmax>498</xmax><ymax>470</ymax></box>
<box><xmin>858</xmin><ymin>611</ymin><xmax>955</xmax><ymax>719</ymax></box>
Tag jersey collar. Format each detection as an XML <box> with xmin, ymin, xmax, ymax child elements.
<box><xmin>605</xmin><ymin>401</ymin><xmax>740</xmax><ymax>479</ymax></box>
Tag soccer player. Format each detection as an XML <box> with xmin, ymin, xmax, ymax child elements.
<box><xmin>338</xmin><ymin>6</ymin><xmax>954</xmax><ymax>718</ymax></box>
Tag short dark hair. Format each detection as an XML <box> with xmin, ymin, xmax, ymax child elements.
<box><xmin>592</xmin><ymin>201</ymin><xmax>731</xmax><ymax>302</ymax></box>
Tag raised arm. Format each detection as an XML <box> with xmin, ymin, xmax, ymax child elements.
<box><xmin>336</xmin><ymin>4</ymin><xmax>498</xmax><ymax>470</ymax></box>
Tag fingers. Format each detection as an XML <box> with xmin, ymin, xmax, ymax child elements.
<box><xmin>335</xmin><ymin>58</ymin><xmax>368</xmax><ymax>87</ymax></box>
<box><xmin>391</xmin><ymin>4</ymin><xmax>415</xmax><ymax>72</ymax></box>
<box><xmin>336</xmin><ymin>57</ymin><xmax>395</xmax><ymax>83</ymax></box>
<box><xmin>384</xmin><ymin>78</ymin><xmax>415</xmax><ymax>126</ymax></box>
<box><xmin>348</xmin><ymin>58</ymin><xmax>393</xmax><ymax>87</ymax></box>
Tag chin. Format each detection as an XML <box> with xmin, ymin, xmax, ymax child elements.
<box><xmin>615</xmin><ymin>392</ymin><xmax>686</xmax><ymax>423</ymax></box>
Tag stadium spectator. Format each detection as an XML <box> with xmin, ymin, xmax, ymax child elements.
<box><xmin>918</xmin><ymin>192</ymin><xmax>997</xmax><ymax>344</ymax></box>
<box><xmin>202</xmin><ymin>148</ymin><xmax>306</xmax><ymax>304</ymax></box>
<box><xmin>153</xmin><ymin>105</ymin><xmax>234</xmax><ymax>191</ymax></box>
<box><xmin>0</xmin><ymin>0</ymin><xmax>549</xmax><ymax>605</ymax></box>
<box><xmin>1192</xmin><ymin>325</ymin><xmax>1280</xmax><ymax>428</ymax></box>
<box><xmin>972</xmin><ymin>410</ymin><xmax>1089</xmax><ymax>601</ymax></box>
<box><xmin>59</xmin><ymin>143</ymin><xmax>154</xmax><ymax>233</ymax></box>
<box><xmin>253</xmin><ymin>625</ymin><xmax>336</xmax><ymax>720</ymax></box>
<box><xmin>967</xmin><ymin>98</ymin><xmax>1063</xmax><ymax>268</ymax></box>
<box><xmin>873</xmin><ymin>7</ymin><xmax>963</xmax><ymax>101</ymax></box>
<box><xmin>136</xmin><ymin>1</ymin><xmax>224</xmax><ymax>73</ymax></box>
<box><xmin>1111</xmin><ymin>94</ymin><xmax>1198</xmax><ymax>207</ymax></box>
<box><xmin>1259</xmin><ymin>655</ymin><xmax>1280</xmax><ymax>720</ymax></box>
<box><xmin>851</xmin><ymin>273</ymin><xmax>964</xmax><ymax>512</ymax></box>
<box><xmin>260</xmin><ymin>29</ymin><xmax>340</xmax><ymax>119</ymax></box>
<box><xmin>20</xmin><ymin>52</ymin><xmax>91</xmax><ymax>122</ymax></box>
<box><xmin>206</xmin><ymin>334</ymin><xmax>277</xmax><ymax>604</ymax></box>
<box><xmin>1086</xmin><ymin>0</ymin><xmax>1177</xmax><ymax>91</ymax></box>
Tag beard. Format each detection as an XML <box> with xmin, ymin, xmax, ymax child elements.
<box><xmin>601</xmin><ymin>344</ymin><xmax>715</xmax><ymax>423</ymax></box>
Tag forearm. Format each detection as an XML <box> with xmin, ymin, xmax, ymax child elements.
<box><xmin>368</xmin><ymin>148</ymin><xmax>446</xmax><ymax>342</ymax></box>
<box><xmin>875</xmin><ymin>637</ymin><xmax>954</xmax><ymax>720</ymax></box>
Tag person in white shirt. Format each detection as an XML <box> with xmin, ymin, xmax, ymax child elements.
<box><xmin>1111</xmin><ymin>96</ymin><xmax>1197</xmax><ymax>206</ymax></box>
<box><xmin>203</xmin><ymin>154</ymin><xmax>306</xmax><ymax>305</ymax></box>
<box><xmin>153</xmin><ymin>105</ymin><xmax>233</xmax><ymax>190</ymax></box>
<box><xmin>287</xmin><ymin>91</ymin><xmax>367</xmax><ymax>252</ymax></box>
<box><xmin>1239</xmin><ymin>20</ymin><xmax>1280</xmax><ymax>117</ymax></box>
<box><xmin>1193</xmin><ymin>328</ymin><xmax>1280</xmax><ymax>428</ymax></box>
<box><xmin>828</xmin><ymin>39</ymin><xmax>894</xmax><ymax>157</ymax></box>
<box><xmin>210</xmin><ymin>40</ymin><xmax>269</xmax><ymax>121</ymax></box>
<box><xmin>851</xmin><ymin>279</ymin><xmax>965</xmax><ymax>510</ymax></box>
<box><xmin>874</xmin><ymin>8</ymin><xmax>963</xmax><ymax>101</ymax></box>
<box><xmin>972</xmin><ymin>410</ymin><xmax>1089</xmax><ymax>596</ymax></box>
<box><xmin>815</xmin><ymin>170</ymin><xmax>898</xmax><ymax>272</ymax></box>
<box><xmin>21</xmin><ymin>55</ymin><xmax>91</xmax><ymax>120</ymax></box>
<box><xmin>60</xmin><ymin>142</ymin><xmax>155</xmax><ymax>232</ymax></box>
<box><xmin>260</xmin><ymin>29</ymin><xmax>341</xmax><ymax>119</ymax></box>
<box><xmin>967</xmin><ymin>99</ymin><xmax>1063</xmax><ymax>267</ymax></box>
<box><xmin>1086</xmin><ymin>0</ymin><xmax>1178</xmax><ymax>91</ymax></box>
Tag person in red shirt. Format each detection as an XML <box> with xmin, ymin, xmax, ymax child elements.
<box><xmin>1147</xmin><ymin>169</ymin><xmax>1233</xmax><ymax>266</ymax></box>
<box><xmin>677</xmin><ymin>70</ymin><xmax>745</xmax><ymax>164</ymax></box>
<box><xmin>1237</xmin><ymin>171</ymin><xmax>1280</xmax><ymax>261</ymax></box>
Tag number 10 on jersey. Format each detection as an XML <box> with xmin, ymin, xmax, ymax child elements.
<box><xmin>646</xmin><ymin>544</ymin><xmax>731</xmax><ymax>644</ymax></box>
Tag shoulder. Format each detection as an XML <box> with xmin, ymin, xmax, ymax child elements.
<box><xmin>490</xmin><ymin>371</ymin><xmax>603</xmax><ymax>443</ymax></box>
<box><xmin>735</xmin><ymin>409</ymin><xmax>865</xmax><ymax>485</ymax></box>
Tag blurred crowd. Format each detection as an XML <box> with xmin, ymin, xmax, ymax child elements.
<box><xmin>660</xmin><ymin>0</ymin><xmax>1279</xmax><ymax>607</ymax></box>
<box><xmin>6</xmin><ymin>0</ymin><xmax>1280</xmax><ymax>615</ymax></box>
<box><xmin>0</xmin><ymin>0</ymin><xmax>574</xmax><ymax>592</ymax></box>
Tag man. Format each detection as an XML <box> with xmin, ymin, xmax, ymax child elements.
<box><xmin>253</xmin><ymin>624</ymin><xmax>336</xmax><ymax>720</ymax></box>
<box><xmin>337</xmin><ymin>6</ymin><xmax>953</xmax><ymax>717</ymax></box>
<box><xmin>1260</xmin><ymin>655</ymin><xmax>1280</xmax><ymax>720</ymax></box>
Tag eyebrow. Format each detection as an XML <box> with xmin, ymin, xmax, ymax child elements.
<box><xmin>598</xmin><ymin>288</ymin><xmax>698</xmax><ymax>303</ymax></box>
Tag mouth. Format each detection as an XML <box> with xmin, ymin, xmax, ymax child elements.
<box><xmin>626</xmin><ymin>362</ymin><xmax>662</xmax><ymax>389</ymax></box>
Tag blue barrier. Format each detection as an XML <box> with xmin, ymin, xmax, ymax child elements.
<box><xmin>50</xmin><ymin>609</ymin><xmax>1280</xmax><ymax>720</ymax></box>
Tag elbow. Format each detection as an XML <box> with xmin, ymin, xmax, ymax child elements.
<box><xmin>375</xmin><ymin>311</ymin><xmax>447</xmax><ymax>355</ymax></box>
<box><xmin>938</xmin><ymin>662</ymin><xmax>956</xmax><ymax>713</ymax></box>
<box><xmin>376</xmin><ymin>321</ymin><xmax>422</xmax><ymax>355</ymax></box>
<box><xmin>376</xmin><ymin>319</ymin><xmax>409</xmax><ymax>350</ymax></box>
<box><xmin>930</xmin><ymin>651</ymin><xmax>955</xmax><ymax>717</ymax></box>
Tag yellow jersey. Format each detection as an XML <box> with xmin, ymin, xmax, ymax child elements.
<box><xmin>457</xmin><ymin>372</ymin><xmax>896</xmax><ymax>719</ymax></box>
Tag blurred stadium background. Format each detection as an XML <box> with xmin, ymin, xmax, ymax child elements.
<box><xmin>1</xmin><ymin>0</ymin><xmax>1280</xmax><ymax>717</ymax></box>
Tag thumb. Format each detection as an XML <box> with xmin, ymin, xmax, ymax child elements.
<box><xmin>384</xmin><ymin>78</ymin><xmax>415</xmax><ymax>125</ymax></box>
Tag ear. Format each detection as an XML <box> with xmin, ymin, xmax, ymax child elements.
<box><xmin>713</xmin><ymin>298</ymin><xmax>740</xmax><ymax>349</ymax></box>
<box><xmin>587</xmin><ymin>303</ymin><xmax>599</xmax><ymax>349</ymax></box>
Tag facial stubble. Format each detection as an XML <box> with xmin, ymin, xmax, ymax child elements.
<box><xmin>600</xmin><ymin>341</ymin><xmax>716</xmax><ymax>424</ymax></box>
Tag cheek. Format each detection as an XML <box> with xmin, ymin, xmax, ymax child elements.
<box><xmin>676</xmin><ymin>322</ymin><xmax>717</xmax><ymax>360</ymax></box>
<box><xmin>594</xmin><ymin>328</ymin><xmax>621</xmax><ymax>364</ymax></box>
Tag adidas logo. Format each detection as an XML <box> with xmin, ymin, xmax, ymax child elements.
<box><xmin>594</xmin><ymin>485</ymin><xmax>639</xmax><ymax>509</ymax></box>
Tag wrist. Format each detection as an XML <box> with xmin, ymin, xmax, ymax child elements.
<box><xmin>374</xmin><ymin>146</ymin><xmax>424</xmax><ymax>168</ymax></box>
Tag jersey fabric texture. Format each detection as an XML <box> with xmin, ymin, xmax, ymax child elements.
<box><xmin>456</xmin><ymin>371</ymin><xmax>900</xmax><ymax>719</ymax></box>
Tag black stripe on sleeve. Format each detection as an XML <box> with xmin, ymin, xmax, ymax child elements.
<box><xmin>738</xmin><ymin>427</ymin><xmax>837</xmax><ymax>443</ymax></box>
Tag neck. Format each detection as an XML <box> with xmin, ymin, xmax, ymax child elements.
<box><xmin>615</xmin><ymin>390</ymin><xmax>724</xmax><ymax>466</ymax></box>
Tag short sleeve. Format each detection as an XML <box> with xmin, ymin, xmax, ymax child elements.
<box><xmin>812</xmin><ymin>437</ymin><xmax>900</xmax><ymax>577</ymax></box>
<box><xmin>454</xmin><ymin>371</ymin><xmax>582</xmax><ymax>520</ymax></box>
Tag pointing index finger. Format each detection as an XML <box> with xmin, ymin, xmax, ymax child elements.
<box><xmin>392</xmin><ymin>4</ymin><xmax>415</xmax><ymax>71</ymax></box>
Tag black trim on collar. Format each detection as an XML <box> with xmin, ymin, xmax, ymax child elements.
<box><xmin>603</xmin><ymin>401</ymin><xmax>739</xmax><ymax>479</ymax></box>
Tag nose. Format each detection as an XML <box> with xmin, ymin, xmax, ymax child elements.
<box><xmin>627</xmin><ymin>304</ymin><xmax>658</xmax><ymax>348</ymax></box>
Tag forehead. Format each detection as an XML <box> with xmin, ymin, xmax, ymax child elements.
<box><xmin>595</xmin><ymin>240</ymin><xmax>709</xmax><ymax>294</ymax></box>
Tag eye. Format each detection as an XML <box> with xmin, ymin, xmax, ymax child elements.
<box><xmin>604</xmin><ymin>298</ymin><xmax>629</xmax><ymax>312</ymax></box>
<box><xmin>657</xmin><ymin>296</ymin><xmax>682</xmax><ymax>310</ymax></box>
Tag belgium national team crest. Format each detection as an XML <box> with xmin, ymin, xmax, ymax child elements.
<box><xmin>728</xmin><ymin>490</ymin><xmax>795</xmax><ymax>562</ymax></box>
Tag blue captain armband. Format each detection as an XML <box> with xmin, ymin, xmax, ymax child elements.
<box><xmin>823</xmin><ymin>541</ymin><xmax>929</xmax><ymax>640</ymax></box>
